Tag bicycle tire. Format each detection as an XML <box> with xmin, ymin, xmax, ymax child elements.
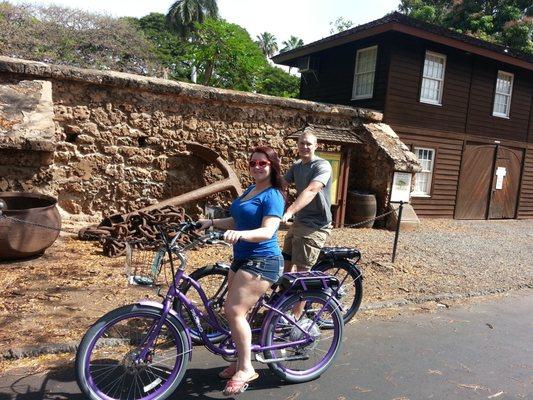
<box><xmin>75</xmin><ymin>304</ymin><xmax>190</xmax><ymax>400</ymax></box>
<box><xmin>261</xmin><ymin>291</ymin><xmax>343</xmax><ymax>383</ymax></box>
<box><xmin>314</xmin><ymin>259</ymin><xmax>363</xmax><ymax>326</ymax></box>
<box><xmin>174</xmin><ymin>264</ymin><xmax>230</xmax><ymax>344</ymax></box>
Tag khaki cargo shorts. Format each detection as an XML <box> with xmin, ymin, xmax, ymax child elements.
<box><xmin>282</xmin><ymin>221</ymin><xmax>331</xmax><ymax>269</ymax></box>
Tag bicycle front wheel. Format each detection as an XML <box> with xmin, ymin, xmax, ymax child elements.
<box><xmin>262</xmin><ymin>291</ymin><xmax>343</xmax><ymax>383</ymax></box>
<box><xmin>75</xmin><ymin>304</ymin><xmax>190</xmax><ymax>400</ymax></box>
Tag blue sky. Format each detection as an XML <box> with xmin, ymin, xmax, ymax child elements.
<box><xmin>9</xmin><ymin>0</ymin><xmax>400</xmax><ymax>45</ymax></box>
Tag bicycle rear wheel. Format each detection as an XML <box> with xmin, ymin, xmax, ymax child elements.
<box><xmin>314</xmin><ymin>259</ymin><xmax>363</xmax><ymax>326</ymax></box>
<box><xmin>75</xmin><ymin>304</ymin><xmax>189</xmax><ymax>400</ymax></box>
<box><xmin>262</xmin><ymin>291</ymin><xmax>343</xmax><ymax>383</ymax></box>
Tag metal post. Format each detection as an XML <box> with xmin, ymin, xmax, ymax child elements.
<box><xmin>391</xmin><ymin>201</ymin><xmax>404</xmax><ymax>263</ymax></box>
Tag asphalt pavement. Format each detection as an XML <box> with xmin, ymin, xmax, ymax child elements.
<box><xmin>1</xmin><ymin>290</ymin><xmax>531</xmax><ymax>400</ymax></box>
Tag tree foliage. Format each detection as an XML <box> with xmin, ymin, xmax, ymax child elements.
<box><xmin>256</xmin><ymin>32</ymin><xmax>278</xmax><ymax>57</ymax></box>
<box><xmin>398</xmin><ymin>0</ymin><xmax>533</xmax><ymax>54</ymax></box>
<box><xmin>129</xmin><ymin>13</ymin><xmax>191</xmax><ymax>80</ymax></box>
<box><xmin>166</xmin><ymin>0</ymin><xmax>219</xmax><ymax>38</ymax></box>
<box><xmin>329</xmin><ymin>17</ymin><xmax>354</xmax><ymax>34</ymax></box>
<box><xmin>256</xmin><ymin>65</ymin><xmax>300</xmax><ymax>98</ymax></box>
<box><xmin>0</xmin><ymin>1</ymin><xmax>299</xmax><ymax>97</ymax></box>
<box><xmin>185</xmin><ymin>18</ymin><xmax>268</xmax><ymax>90</ymax></box>
<box><xmin>281</xmin><ymin>35</ymin><xmax>304</xmax><ymax>52</ymax></box>
<box><xmin>0</xmin><ymin>2</ymin><xmax>162</xmax><ymax>74</ymax></box>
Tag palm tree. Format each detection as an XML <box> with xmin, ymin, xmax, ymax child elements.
<box><xmin>166</xmin><ymin>0</ymin><xmax>219</xmax><ymax>38</ymax></box>
<box><xmin>256</xmin><ymin>32</ymin><xmax>278</xmax><ymax>58</ymax></box>
<box><xmin>281</xmin><ymin>35</ymin><xmax>304</xmax><ymax>53</ymax></box>
<box><xmin>166</xmin><ymin>0</ymin><xmax>219</xmax><ymax>82</ymax></box>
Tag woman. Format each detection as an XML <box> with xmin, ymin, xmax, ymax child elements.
<box><xmin>197</xmin><ymin>146</ymin><xmax>286</xmax><ymax>396</ymax></box>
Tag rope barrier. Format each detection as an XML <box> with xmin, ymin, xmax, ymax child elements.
<box><xmin>342</xmin><ymin>209</ymin><xmax>396</xmax><ymax>229</ymax></box>
<box><xmin>1</xmin><ymin>203</ymin><xmax>404</xmax><ymax>263</ymax></box>
<box><xmin>0</xmin><ymin>214</ymin><xmax>102</xmax><ymax>240</ymax></box>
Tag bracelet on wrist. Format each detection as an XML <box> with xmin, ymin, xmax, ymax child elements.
<box><xmin>210</xmin><ymin>218</ymin><xmax>214</xmax><ymax>228</ymax></box>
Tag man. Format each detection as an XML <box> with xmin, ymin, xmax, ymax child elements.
<box><xmin>282</xmin><ymin>131</ymin><xmax>332</xmax><ymax>277</ymax></box>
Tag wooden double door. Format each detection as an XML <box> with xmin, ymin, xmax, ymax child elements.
<box><xmin>455</xmin><ymin>143</ymin><xmax>523</xmax><ymax>219</ymax></box>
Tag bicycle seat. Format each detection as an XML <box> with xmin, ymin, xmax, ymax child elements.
<box><xmin>319</xmin><ymin>247</ymin><xmax>361</xmax><ymax>261</ymax></box>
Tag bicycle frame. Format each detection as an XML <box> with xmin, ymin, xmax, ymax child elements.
<box><xmin>135</xmin><ymin>223</ymin><xmax>342</xmax><ymax>363</ymax></box>
<box><xmin>168</xmin><ymin>270</ymin><xmax>333</xmax><ymax>357</ymax></box>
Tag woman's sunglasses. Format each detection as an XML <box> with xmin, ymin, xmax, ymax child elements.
<box><xmin>248</xmin><ymin>160</ymin><xmax>271</xmax><ymax>168</ymax></box>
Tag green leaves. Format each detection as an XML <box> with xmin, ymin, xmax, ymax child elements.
<box><xmin>256</xmin><ymin>32</ymin><xmax>279</xmax><ymax>58</ymax></box>
<box><xmin>186</xmin><ymin>18</ymin><xmax>268</xmax><ymax>90</ymax></box>
<box><xmin>0</xmin><ymin>3</ymin><xmax>161</xmax><ymax>74</ymax></box>
<box><xmin>256</xmin><ymin>65</ymin><xmax>300</xmax><ymax>98</ymax></box>
<box><xmin>0</xmin><ymin>1</ymin><xmax>300</xmax><ymax>97</ymax></box>
<box><xmin>399</xmin><ymin>0</ymin><xmax>533</xmax><ymax>54</ymax></box>
<box><xmin>281</xmin><ymin>36</ymin><xmax>304</xmax><ymax>53</ymax></box>
<box><xmin>166</xmin><ymin>0</ymin><xmax>219</xmax><ymax>38</ymax></box>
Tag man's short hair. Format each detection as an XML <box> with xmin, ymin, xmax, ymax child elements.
<box><xmin>298</xmin><ymin>131</ymin><xmax>317</xmax><ymax>144</ymax></box>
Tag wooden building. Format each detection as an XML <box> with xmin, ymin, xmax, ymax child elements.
<box><xmin>273</xmin><ymin>12</ymin><xmax>533</xmax><ymax>220</ymax></box>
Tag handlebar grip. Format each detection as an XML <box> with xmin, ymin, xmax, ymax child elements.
<box><xmin>194</xmin><ymin>221</ymin><xmax>203</xmax><ymax>230</ymax></box>
<box><xmin>210</xmin><ymin>231</ymin><xmax>225</xmax><ymax>241</ymax></box>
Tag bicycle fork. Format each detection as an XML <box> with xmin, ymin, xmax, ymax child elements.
<box><xmin>134</xmin><ymin>299</ymin><xmax>175</xmax><ymax>365</ymax></box>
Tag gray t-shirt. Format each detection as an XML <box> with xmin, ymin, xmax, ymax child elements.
<box><xmin>284</xmin><ymin>156</ymin><xmax>332</xmax><ymax>229</ymax></box>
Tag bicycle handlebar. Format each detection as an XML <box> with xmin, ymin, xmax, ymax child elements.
<box><xmin>155</xmin><ymin>220</ymin><xmax>228</xmax><ymax>249</ymax></box>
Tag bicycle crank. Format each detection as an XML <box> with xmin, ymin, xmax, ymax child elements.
<box><xmin>255</xmin><ymin>353</ymin><xmax>310</xmax><ymax>364</ymax></box>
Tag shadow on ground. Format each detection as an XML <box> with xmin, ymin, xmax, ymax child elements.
<box><xmin>0</xmin><ymin>361</ymin><xmax>286</xmax><ymax>400</ymax></box>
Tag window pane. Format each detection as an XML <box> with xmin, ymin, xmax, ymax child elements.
<box><xmin>421</xmin><ymin>78</ymin><xmax>440</xmax><ymax>102</ymax></box>
<box><xmin>496</xmin><ymin>73</ymin><xmax>512</xmax><ymax>95</ymax></box>
<box><xmin>355</xmin><ymin>71</ymin><xmax>375</xmax><ymax>97</ymax></box>
<box><xmin>493</xmin><ymin>71</ymin><xmax>513</xmax><ymax>117</ymax></box>
<box><xmin>415</xmin><ymin>172</ymin><xmax>430</xmax><ymax>194</ymax></box>
<box><xmin>493</xmin><ymin>93</ymin><xmax>508</xmax><ymax>115</ymax></box>
<box><xmin>413</xmin><ymin>148</ymin><xmax>434</xmax><ymax>195</ymax></box>
<box><xmin>421</xmin><ymin>52</ymin><xmax>445</xmax><ymax>104</ymax></box>
<box><xmin>353</xmin><ymin>46</ymin><xmax>377</xmax><ymax>98</ymax></box>
<box><xmin>424</xmin><ymin>54</ymin><xmax>444</xmax><ymax>79</ymax></box>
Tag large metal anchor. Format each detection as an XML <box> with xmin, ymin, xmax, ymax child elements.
<box><xmin>80</xmin><ymin>142</ymin><xmax>243</xmax><ymax>257</ymax></box>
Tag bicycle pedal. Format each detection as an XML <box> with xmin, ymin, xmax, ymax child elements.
<box><xmin>222</xmin><ymin>354</ymin><xmax>238</xmax><ymax>362</ymax></box>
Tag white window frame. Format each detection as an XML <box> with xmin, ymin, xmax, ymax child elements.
<box><xmin>411</xmin><ymin>147</ymin><xmax>435</xmax><ymax>197</ymax></box>
<box><xmin>419</xmin><ymin>51</ymin><xmax>446</xmax><ymax>106</ymax></box>
<box><xmin>492</xmin><ymin>70</ymin><xmax>514</xmax><ymax>118</ymax></box>
<box><xmin>351</xmin><ymin>45</ymin><xmax>378</xmax><ymax>100</ymax></box>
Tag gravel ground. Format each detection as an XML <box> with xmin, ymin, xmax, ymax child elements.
<box><xmin>0</xmin><ymin>218</ymin><xmax>531</xmax><ymax>362</ymax></box>
<box><xmin>338</xmin><ymin>219</ymin><xmax>533</xmax><ymax>305</ymax></box>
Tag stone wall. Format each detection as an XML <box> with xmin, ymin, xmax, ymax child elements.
<box><xmin>0</xmin><ymin>56</ymin><xmax>419</xmax><ymax>221</ymax></box>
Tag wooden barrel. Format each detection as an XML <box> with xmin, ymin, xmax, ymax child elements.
<box><xmin>346</xmin><ymin>191</ymin><xmax>377</xmax><ymax>228</ymax></box>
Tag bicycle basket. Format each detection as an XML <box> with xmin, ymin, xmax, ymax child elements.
<box><xmin>124</xmin><ymin>243</ymin><xmax>168</xmax><ymax>286</ymax></box>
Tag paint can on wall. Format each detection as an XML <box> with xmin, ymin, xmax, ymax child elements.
<box><xmin>346</xmin><ymin>191</ymin><xmax>377</xmax><ymax>228</ymax></box>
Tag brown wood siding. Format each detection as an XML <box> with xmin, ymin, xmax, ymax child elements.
<box><xmin>517</xmin><ymin>146</ymin><xmax>533</xmax><ymax>219</ymax></box>
<box><xmin>395</xmin><ymin>129</ymin><xmax>463</xmax><ymax>218</ymax></box>
<box><xmin>466</xmin><ymin>59</ymin><xmax>532</xmax><ymax>143</ymax></box>
<box><xmin>299</xmin><ymin>34</ymin><xmax>390</xmax><ymax>110</ymax></box>
<box><xmin>529</xmin><ymin>99</ymin><xmax>533</xmax><ymax>143</ymax></box>
<box><xmin>488</xmin><ymin>146</ymin><xmax>524</xmax><ymax>219</ymax></box>
<box><xmin>384</xmin><ymin>34</ymin><xmax>471</xmax><ymax>133</ymax></box>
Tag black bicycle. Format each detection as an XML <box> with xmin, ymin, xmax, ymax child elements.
<box><xmin>176</xmin><ymin>244</ymin><xmax>363</xmax><ymax>344</ymax></box>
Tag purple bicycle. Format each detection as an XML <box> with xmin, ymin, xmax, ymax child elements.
<box><xmin>75</xmin><ymin>221</ymin><xmax>344</xmax><ymax>400</ymax></box>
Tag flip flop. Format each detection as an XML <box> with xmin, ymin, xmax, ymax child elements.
<box><xmin>218</xmin><ymin>364</ymin><xmax>237</xmax><ymax>379</ymax></box>
<box><xmin>222</xmin><ymin>372</ymin><xmax>259</xmax><ymax>396</ymax></box>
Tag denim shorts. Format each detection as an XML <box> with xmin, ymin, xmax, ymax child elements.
<box><xmin>230</xmin><ymin>254</ymin><xmax>284</xmax><ymax>283</ymax></box>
